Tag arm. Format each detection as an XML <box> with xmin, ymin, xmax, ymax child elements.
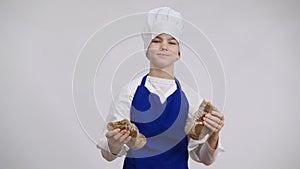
<box><xmin>99</xmin><ymin>129</ymin><xmax>131</xmax><ymax>161</ymax></box>
<box><xmin>189</xmin><ymin>110</ymin><xmax>225</xmax><ymax>165</ymax></box>
<box><xmin>189</xmin><ymin>137</ymin><xmax>223</xmax><ymax>165</ymax></box>
<box><xmin>97</xmin><ymin>85</ymin><xmax>134</xmax><ymax>161</ymax></box>
<box><xmin>180</xmin><ymin>81</ymin><xmax>225</xmax><ymax>165</ymax></box>
<box><xmin>204</xmin><ymin>110</ymin><xmax>225</xmax><ymax>149</ymax></box>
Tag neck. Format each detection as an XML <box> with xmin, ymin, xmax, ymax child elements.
<box><xmin>148</xmin><ymin>66</ymin><xmax>175</xmax><ymax>80</ymax></box>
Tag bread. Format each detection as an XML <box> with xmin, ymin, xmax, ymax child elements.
<box><xmin>185</xmin><ymin>100</ymin><xmax>218</xmax><ymax>140</ymax></box>
<box><xmin>107</xmin><ymin>119</ymin><xmax>147</xmax><ymax>150</ymax></box>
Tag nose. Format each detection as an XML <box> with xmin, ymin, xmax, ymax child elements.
<box><xmin>160</xmin><ymin>41</ymin><xmax>168</xmax><ymax>51</ymax></box>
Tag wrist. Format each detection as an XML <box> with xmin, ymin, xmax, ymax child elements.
<box><xmin>207</xmin><ymin>133</ymin><xmax>219</xmax><ymax>149</ymax></box>
<box><xmin>109</xmin><ymin>145</ymin><xmax>122</xmax><ymax>156</ymax></box>
<box><xmin>209</xmin><ymin>132</ymin><xmax>219</xmax><ymax>141</ymax></box>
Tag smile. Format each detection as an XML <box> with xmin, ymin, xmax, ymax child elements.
<box><xmin>157</xmin><ymin>53</ymin><xmax>170</xmax><ymax>58</ymax></box>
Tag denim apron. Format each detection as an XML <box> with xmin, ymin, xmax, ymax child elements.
<box><xmin>123</xmin><ymin>74</ymin><xmax>189</xmax><ymax>169</ymax></box>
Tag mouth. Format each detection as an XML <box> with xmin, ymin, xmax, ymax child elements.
<box><xmin>157</xmin><ymin>53</ymin><xmax>170</xmax><ymax>58</ymax></box>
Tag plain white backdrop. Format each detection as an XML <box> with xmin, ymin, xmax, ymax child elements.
<box><xmin>1</xmin><ymin>0</ymin><xmax>300</xmax><ymax>169</ymax></box>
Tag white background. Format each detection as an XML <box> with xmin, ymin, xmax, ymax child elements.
<box><xmin>1</xmin><ymin>0</ymin><xmax>300</xmax><ymax>169</ymax></box>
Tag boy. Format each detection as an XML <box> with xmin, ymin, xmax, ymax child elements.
<box><xmin>97</xmin><ymin>7</ymin><xmax>224</xmax><ymax>169</ymax></box>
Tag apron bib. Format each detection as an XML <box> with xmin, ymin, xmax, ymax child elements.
<box><xmin>123</xmin><ymin>74</ymin><xmax>189</xmax><ymax>169</ymax></box>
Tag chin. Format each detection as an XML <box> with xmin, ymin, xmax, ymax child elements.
<box><xmin>151</xmin><ymin>62</ymin><xmax>173</xmax><ymax>69</ymax></box>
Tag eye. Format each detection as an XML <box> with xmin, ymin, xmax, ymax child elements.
<box><xmin>152</xmin><ymin>39</ymin><xmax>160</xmax><ymax>43</ymax></box>
<box><xmin>169</xmin><ymin>41</ymin><xmax>177</xmax><ymax>45</ymax></box>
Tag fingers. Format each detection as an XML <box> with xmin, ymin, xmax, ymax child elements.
<box><xmin>106</xmin><ymin>129</ymin><xmax>131</xmax><ymax>144</ymax></box>
<box><xmin>118</xmin><ymin>130</ymin><xmax>131</xmax><ymax>143</ymax></box>
<box><xmin>210</xmin><ymin>110</ymin><xmax>224</xmax><ymax>120</ymax></box>
<box><xmin>203</xmin><ymin>111</ymin><xmax>224</xmax><ymax>132</ymax></box>
<box><xmin>123</xmin><ymin>135</ymin><xmax>132</xmax><ymax>144</ymax></box>
<box><xmin>106</xmin><ymin>128</ymin><xmax>120</xmax><ymax>138</ymax></box>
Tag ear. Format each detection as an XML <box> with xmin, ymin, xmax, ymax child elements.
<box><xmin>177</xmin><ymin>43</ymin><xmax>181</xmax><ymax>59</ymax></box>
<box><xmin>145</xmin><ymin>50</ymin><xmax>150</xmax><ymax>60</ymax></box>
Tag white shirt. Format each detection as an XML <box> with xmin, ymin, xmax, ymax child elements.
<box><xmin>98</xmin><ymin>75</ymin><xmax>224</xmax><ymax>164</ymax></box>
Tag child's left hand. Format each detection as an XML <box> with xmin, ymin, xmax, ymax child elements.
<box><xmin>203</xmin><ymin>110</ymin><xmax>224</xmax><ymax>134</ymax></box>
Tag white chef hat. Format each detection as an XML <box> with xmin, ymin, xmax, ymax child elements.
<box><xmin>142</xmin><ymin>7</ymin><xmax>184</xmax><ymax>55</ymax></box>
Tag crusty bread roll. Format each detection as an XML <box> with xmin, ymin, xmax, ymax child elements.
<box><xmin>185</xmin><ymin>100</ymin><xmax>218</xmax><ymax>140</ymax></box>
<box><xmin>107</xmin><ymin>119</ymin><xmax>147</xmax><ymax>150</ymax></box>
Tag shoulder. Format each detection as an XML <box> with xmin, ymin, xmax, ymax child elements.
<box><xmin>117</xmin><ymin>75</ymin><xmax>143</xmax><ymax>99</ymax></box>
<box><xmin>179</xmin><ymin>80</ymin><xmax>203</xmax><ymax>104</ymax></box>
<box><xmin>111</xmin><ymin>76</ymin><xmax>143</xmax><ymax>117</ymax></box>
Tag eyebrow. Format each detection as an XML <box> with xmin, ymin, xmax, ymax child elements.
<box><xmin>154</xmin><ymin>36</ymin><xmax>177</xmax><ymax>41</ymax></box>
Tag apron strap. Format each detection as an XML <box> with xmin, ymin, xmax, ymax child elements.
<box><xmin>140</xmin><ymin>74</ymin><xmax>148</xmax><ymax>86</ymax></box>
<box><xmin>140</xmin><ymin>74</ymin><xmax>182</xmax><ymax>91</ymax></box>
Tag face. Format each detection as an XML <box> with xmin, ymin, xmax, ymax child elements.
<box><xmin>146</xmin><ymin>33</ymin><xmax>180</xmax><ymax>69</ymax></box>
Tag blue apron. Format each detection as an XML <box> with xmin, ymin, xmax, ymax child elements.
<box><xmin>123</xmin><ymin>74</ymin><xmax>189</xmax><ymax>169</ymax></box>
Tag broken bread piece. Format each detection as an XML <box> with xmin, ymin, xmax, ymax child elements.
<box><xmin>107</xmin><ymin>119</ymin><xmax>147</xmax><ymax>150</ymax></box>
<box><xmin>185</xmin><ymin>100</ymin><xmax>219</xmax><ymax>140</ymax></box>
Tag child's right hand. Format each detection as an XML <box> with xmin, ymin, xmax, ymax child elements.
<box><xmin>105</xmin><ymin>128</ymin><xmax>131</xmax><ymax>155</ymax></box>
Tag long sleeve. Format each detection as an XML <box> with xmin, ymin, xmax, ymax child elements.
<box><xmin>188</xmin><ymin>136</ymin><xmax>224</xmax><ymax>165</ymax></box>
<box><xmin>180</xmin><ymin>80</ymin><xmax>225</xmax><ymax>165</ymax></box>
<box><xmin>97</xmin><ymin>76</ymin><xmax>225</xmax><ymax>163</ymax></box>
<box><xmin>96</xmin><ymin>84</ymin><xmax>135</xmax><ymax>161</ymax></box>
